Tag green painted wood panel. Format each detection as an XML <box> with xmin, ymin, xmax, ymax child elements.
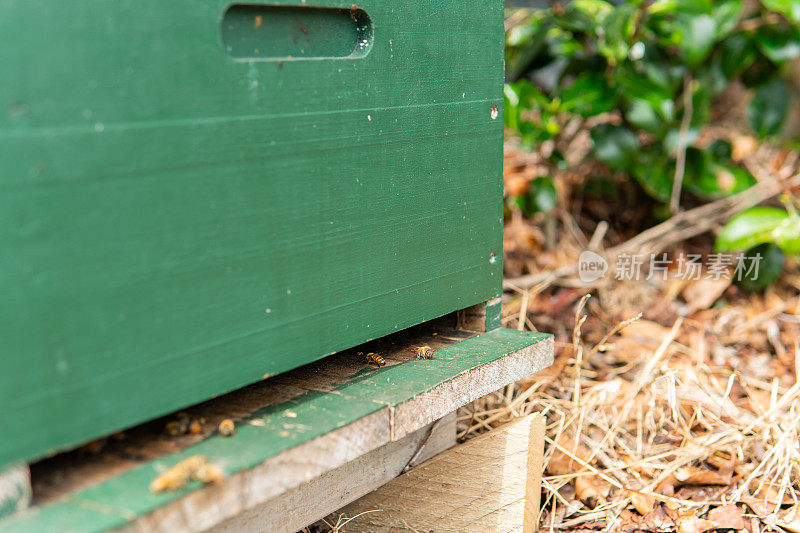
<box><xmin>0</xmin><ymin>0</ymin><xmax>505</xmax><ymax>468</ymax></box>
<box><xmin>0</xmin><ymin>330</ymin><xmax>549</xmax><ymax>533</ymax></box>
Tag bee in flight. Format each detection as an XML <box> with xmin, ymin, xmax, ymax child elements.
<box><xmin>415</xmin><ymin>346</ymin><xmax>434</xmax><ymax>359</ymax></box>
<box><xmin>364</xmin><ymin>352</ymin><xmax>386</xmax><ymax>367</ymax></box>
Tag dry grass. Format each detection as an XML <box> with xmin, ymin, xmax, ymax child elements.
<box><xmin>454</xmin><ymin>136</ymin><xmax>800</xmax><ymax>531</ymax></box>
<box><xmin>460</xmin><ymin>289</ymin><xmax>800</xmax><ymax>531</ymax></box>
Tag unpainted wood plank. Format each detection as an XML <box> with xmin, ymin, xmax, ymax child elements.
<box><xmin>524</xmin><ymin>416</ymin><xmax>545</xmax><ymax>533</ymax></box>
<box><xmin>209</xmin><ymin>413</ymin><xmax>456</xmax><ymax>533</ymax></box>
<box><xmin>330</xmin><ymin>414</ymin><xmax>546</xmax><ymax>532</ymax></box>
<box><xmin>0</xmin><ymin>465</ymin><xmax>30</xmax><ymax>520</ymax></box>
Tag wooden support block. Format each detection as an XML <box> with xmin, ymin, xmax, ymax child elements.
<box><xmin>328</xmin><ymin>414</ymin><xmax>546</xmax><ymax>532</ymax></box>
<box><xmin>0</xmin><ymin>465</ymin><xmax>30</xmax><ymax>520</ymax></box>
<box><xmin>210</xmin><ymin>413</ymin><xmax>456</xmax><ymax>533</ymax></box>
<box><xmin>525</xmin><ymin>415</ymin><xmax>545</xmax><ymax>533</ymax></box>
<box><xmin>457</xmin><ymin>298</ymin><xmax>502</xmax><ymax>332</ymax></box>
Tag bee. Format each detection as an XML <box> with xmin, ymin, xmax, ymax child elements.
<box><xmin>415</xmin><ymin>346</ymin><xmax>434</xmax><ymax>359</ymax></box>
<box><xmin>365</xmin><ymin>352</ymin><xmax>386</xmax><ymax>366</ymax></box>
<box><xmin>218</xmin><ymin>419</ymin><xmax>236</xmax><ymax>437</ymax></box>
<box><xmin>195</xmin><ymin>462</ymin><xmax>224</xmax><ymax>484</ymax></box>
<box><xmin>164</xmin><ymin>412</ymin><xmax>190</xmax><ymax>436</ymax></box>
<box><xmin>165</xmin><ymin>412</ymin><xmax>206</xmax><ymax>436</ymax></box>
<box><xmin>188</xmin><ymin>417</ymin><xmax>205</xmax><ymax>435</ymax></box>
<box><xmin>149</xmin><ymin>455</ymin><xmax>222</xmax><ymax>493</ymax></box>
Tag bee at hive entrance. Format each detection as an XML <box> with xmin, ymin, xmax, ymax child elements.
<box><xmin>415</xmin><ymin>346</ymin><xmax>434</xmax><ymax>359</ymax></box>
<box><xmin>365</xmin><ymin>352</ymin><xmax>386</xmax><ymax>366</ymax></box>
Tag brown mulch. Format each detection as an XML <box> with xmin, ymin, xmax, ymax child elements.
<box><xmin>454</xmin><ymin>135</ymin><xmax>800</xmax><ymax>532</ymax></box>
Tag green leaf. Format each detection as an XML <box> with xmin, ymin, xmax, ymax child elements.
<box><xmin>625</xmin><ymin>99</ymin><xmax>665</xmax><ymax>134</ymax></box>
<box><xmin>715</xmin><ymin>206</ymin><xmax>790</xmax><ymax>251</ymax></box>
<box><xmin>712</xmin><ymin>0</ymin><xmax>742</xmax><ymax>38</ymax></box>
<box><xmin>772</xmin><ymin>214</ymin><xmax>800</xmax><ymax>254</ymax></box>
<box><xmin>504</xmin><ymin>81</ymin><xmax>561</xmax><ymax>145</ymax></box>
<box><xmin>735</xmin><ymin>243</ymin><xmax>785</xmax><ymax>291</ymax></box>
<box><xmin>755</xmin><ymin>24</ymin><xmax>800</xmax><ymax>64</ymax></box>
<box><xmin>649</xmin><ymin>0</ymin><xmax>713</xmax><ymax>15</ymax></box>
<box><xmin>720</xmin><ymin>32</ymin><xmax>756</xmax><ymax>78</ymax></box>
<box><xmin>591</xmin><ymin>124</ymin><xmax>640</xmax><ymax>170</ymax></box>
<box><xmin>505</xmin><ymin>14</ymin><xmax>551</xmax><ymax>82</ymax></box>
<box><xmin>597</xmin><ymin>4</ymin><xmax>638</xmax><ymax>65</ymax></box>
<box><xmin>630</xmin><ymin>155</ymin><xmax>673</xmax><ymax>202</ymax></box>
<box><xmin>528</xmin><ymin>177</ymin><xmax>558</xmax><ymax>213</ymax></box>
<box><xmin>672</xmin><ymin>14</ymin><xmax>718</xmax><ymax>67</ymax></box>
<box><xmin>690</xmin><ymin>83</ymin><xmax>713</xmax><ymax>127</ymax></box>
<box><xmin>512</xmin><ymin>178</ymin><xmax>558</xmax><ymax>216</ymax></box>
<box><xmin>628</xmin><ymin>147</ymin><xmax>674</xmax><ymax>202</ymax></box>
<box><xmin>683</xmin><ymin>147</ymin><xmax>716</xmax><ymax>197</ymax></box>
<box><xmin>748</xmin><ymin>78</ymin><xmax>789</xmax><ymax>137</ymax></box>
<box><xmin>615</xmin><ymin>67</ymin><xmax>676</xmax><ymax>118</ymax></box>
<box><xmin>684</xmin><ymin>148</ymin><xmax>755</xmax><ymax>198</ymax></box>
<box><xmin>697</xmin><ymin>56</ymin><xmax>729</xmax><ymax>96</ymax></box>
<box><xmin>545</xmin><ymin>28</ymin><xmax>584</xmax><ymax>58</ymax></box>
<box><xmin>720</xmin><ymin>165</ymin><xmax>757</xmax><ymax>194</ymax></box>
<box><xmin>560</xmin><ymin>74</ymin><xmax>617</xmax><ymax>117</ymax></box>
<box><xmin>708</xmin><ymin>139</ymin><xmax>733</xmax><ymax>160</ymax></box>
<box><xmin>503</xmin><ymin>83</ymin><xmax>522</xmax><ymax>132</ymax></box>
<box><xmin>571</xmin><ymin>0</ymin><xmax>614</xmax><ymax>17</ymax></box>
<box><xmin>740</xmin><ymin>54</ymin><xmax>780</xmax><ymax>88</ymax></box>
<box><xmin>560</xmin><ymin>0</ymin><xmax>613</xmax><ymax>33</ymax></box>
<box><xmin>761</xmin><ymin>0</ymin><xmax>800</xmax><ymax>23</ymax></box>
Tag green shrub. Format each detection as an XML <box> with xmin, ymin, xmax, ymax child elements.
<box><xmin>505</xmin><ymin>0</ymin><xmax>798</xmax><ymax>208</ymax></box>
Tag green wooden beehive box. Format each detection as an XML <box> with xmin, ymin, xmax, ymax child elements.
<box><xmin>1</xmin><ymin>0</ymin><xmax>507</xmax><ymax>470</ymax></box>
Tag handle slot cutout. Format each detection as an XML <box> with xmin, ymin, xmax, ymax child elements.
<box><xmin>221</xmin><ymin>4</ymin><xmax>373</xmax><ymax>60</ymax></box>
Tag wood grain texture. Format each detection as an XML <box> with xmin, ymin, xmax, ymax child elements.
<box><xmin>0</xmin><ymin>0</ymin><xmax>505</xmax><ymax>468</ymax></box>
<box><xmin>0</xmin><ymin>329</ymin><xmax>551</xmax><ymax>533</ymax></box>
<box><xmin>328</xmin><ymin>414</ymin><xmax>546</xmax><ymax>532</ymax></box>
<box><xmin>209</xmin><ymin>414</ymin><xmax>456</xmax><ymax>533</ymax></box>
<box><xmin>524</xmin><ymin>416</ymin><xmax>545</xmax><ymax>533</ymax></box>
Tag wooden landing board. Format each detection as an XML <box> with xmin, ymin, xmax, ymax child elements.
<box><xmin>0</xmin><ymin>327</ymin><xmax>552</xmax><ymax>533</ymax></box>
<box><xmin>328</xmin><ymin>414</ymin><xmax>546</xmax><ymax>532</ymax></box>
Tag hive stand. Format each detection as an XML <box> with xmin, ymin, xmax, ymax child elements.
<box><xmin>323</xmin><ymin>414</ymin><xmax>546</xmax><ymax>532</ymax></box>
<box><xmin>0</xmin><ymin>301</ymin><xmax>552</xmax><ymax>532</ymax></box>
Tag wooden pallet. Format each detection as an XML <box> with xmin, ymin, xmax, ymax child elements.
<box><xmin>0</xmin><ymin>318</ymin><xmax>552</xmax><ymax>532</ymax></box>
